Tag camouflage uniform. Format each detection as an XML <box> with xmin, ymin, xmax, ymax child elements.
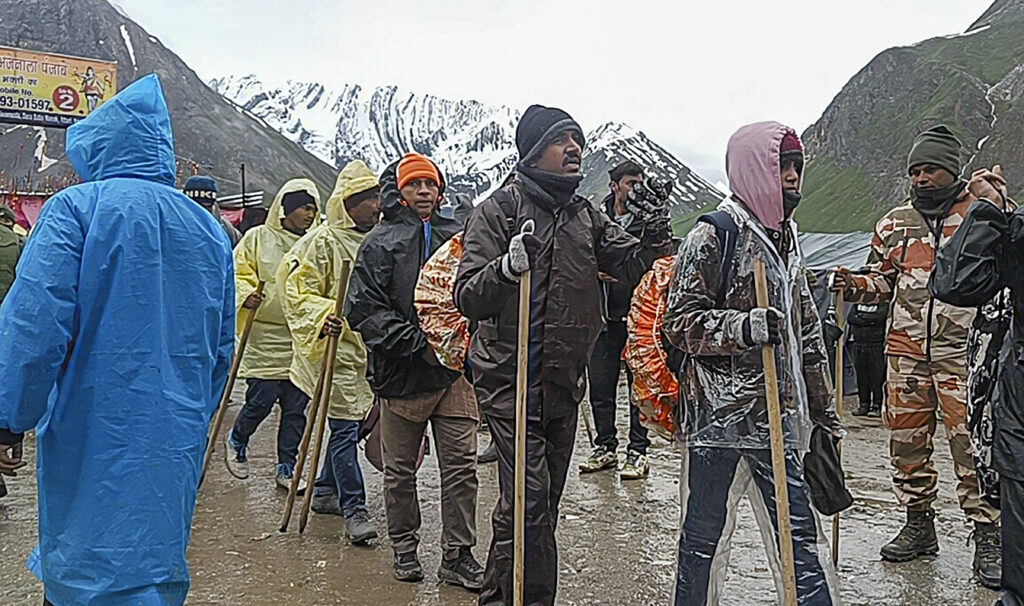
<box><xmin>845</xmin><ymin>191</ymin><xmax>999</xmax><ymax>524</ymax></box>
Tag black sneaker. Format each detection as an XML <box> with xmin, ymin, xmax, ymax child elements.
<box><xmin>868</xmin><ymin>404</ymin><xmax>882</xmax><ymax>418</ymax></box>
<box><xmin>393</xmin><ymin>551</ymin><xmax>424</xmax><ymax>583</ymax></box>
<box><xmin>851</xmin><ymin>402</ymin><xmax>872</xmax><ymax>417</ymax></box>
<box><xmin>438</xmin><ymin>546</ymin><xmax>483</xmax><ymax>591</ymax></box>
<box><xmin>477</xmin><ymin>440</ymin><xmax>498</xmax><ymax>464</ymax></box>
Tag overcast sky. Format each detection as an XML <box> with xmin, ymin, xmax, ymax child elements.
<box><xmin>116</xmin><ymin>0</ymin><xmax>992</xmax><ymax>185</ymax></box>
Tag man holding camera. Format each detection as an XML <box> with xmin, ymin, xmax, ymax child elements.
<box><xmin>579</xmin><ymin>160</ymin><xmax>660</xmax><ymax>479</ymax></box>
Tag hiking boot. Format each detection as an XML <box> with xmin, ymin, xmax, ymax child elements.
<box><xmin>620</xmin><ymin>450</ymin><xmax>650</xmax><ymax>480</ymax></box>
<box><xmin>311</xmin><ymin>492</ymin><xmax>343</xmax><ymax>516</ymax></box>
<box><xmin>224</xmin><ymin>432</ymin><xmax>249</xmax><ymax>479</ymax></box>
<box><xmin>346</xmin><ymin>511</ymin><xmax>378</xmax><ymax>545</ymax></box>
<box><xmin>477</xmin><ymin>440</ymin><xmax>498</xmax><ymax>464</ymax></box>
<box><xmin>579</xmin><ymin>446</ymin><xmax>617</xmax><ymax>473</ymax></box>
<box><xmin>972</xmin><ymin>522</ymin><xmax>1002</xmax><ymax>589</ymax></box>
<box><xmin>393</xmin><ymin>551</ymin><xmax>424</xmax><ymax>582</ymax></box>
<box><xmin>852</xmin><ymin>402</ymin><xmax>872</xmax><ymax>417</ymax></box>
<box><xmin>275</xmin><ymin>463</ymin><xmax>306</xmax><ymax>495</ymax></box>
<box><xmin>439</xmin><ymin>546</ymin><xmax>484</xmax><ymax>591</ymax></box>
<box><xmin>880</xmin><ymin>508</ymin><xmax>939</xmax><ymax>562</ymax></box>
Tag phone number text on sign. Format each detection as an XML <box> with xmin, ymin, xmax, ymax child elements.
<box><xmin>0</xmin><ymin>94</ymin><xmax>53</xmax><ymax>111</ymax></box>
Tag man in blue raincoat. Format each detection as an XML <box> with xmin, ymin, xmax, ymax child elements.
<box><xmin>0</xmin><ymin>74</ymin><xmax>235</xmax><ymax>605</ymax></box>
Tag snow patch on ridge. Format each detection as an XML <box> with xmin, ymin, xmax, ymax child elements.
<box><xmin>120</xmin><ymin>25</ymin><xmax>137</xmax><ymax>71</ymax></box>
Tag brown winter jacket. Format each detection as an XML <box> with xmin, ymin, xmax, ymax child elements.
<box><xmin>454</xmin><ymin>174</ymin><xmax>663</xmax><ymax>419</ymax></box>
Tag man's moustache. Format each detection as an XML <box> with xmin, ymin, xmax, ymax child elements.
<box><xmin>563</xmin><ymin>154</ymin><xmax>581</xmax><ymax>165</ymax></box>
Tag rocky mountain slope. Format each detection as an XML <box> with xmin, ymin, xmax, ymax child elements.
<box><xmin>797</xmin><ymin>0</ymin><xmax>1024</xmax><ymax>232</ymax></box>
<box><xmin>210</xmin><ymin>75</ymin><xmax>725</xmax><ymax>214</ymax></box>
<box><xmin>0</xmin><ymin>0</ymin><xmax>336</xmax><ymax>200</ymax></box>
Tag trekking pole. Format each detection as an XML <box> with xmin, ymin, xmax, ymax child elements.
<box><xmin>514</xmin><ymin>220</ymin><xmax>535</xmax><ymax>606</ymax></box>
<box><xmin>279</xmin><ymin>351</ymin><xmax>328</xmax><ymax>532</ymax></box>
<box><xmin>580</xmin><ymin>399</ymin><xmax>595</xmax><ymax>447</ymax></box>
<box><xmin>298</xmin><ymin>260</ymin><xmax>351</xmax><ymax>534</ymax></box>
<box><xmin>753</xmin><ymin>259</ymin><xmax>797</xmax><ymax>606</ymax></box>
<box><xmin>831</xmin><ymin>288</ymin><xmax>845</xmax><ymax>567</ymax></box>
<box><xmin>200</xmin><ymin>280</ymin><xmax>265</xmax><ymax>486</ymax></box>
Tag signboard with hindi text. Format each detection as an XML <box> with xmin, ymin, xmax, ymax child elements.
<box><xmin>0</xmin><ymin>46</ymin><xmax>118</xmax><ymax>128</ymax></box>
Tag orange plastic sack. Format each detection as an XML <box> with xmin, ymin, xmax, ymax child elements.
<box><xmin>624</xmin><ymin>256</ymin><xmax>678</xmax><ymax>440</ymax></box>
<box><xmin>414</xmin><ymin>232</ymin><xmax>470</xmax><ymax>371</ymax></box>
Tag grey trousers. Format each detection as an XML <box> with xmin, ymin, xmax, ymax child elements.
<box><xmin>381</xmin><ymin>400</ymin><xmax>479</xmax><ymax>556</ymax></box>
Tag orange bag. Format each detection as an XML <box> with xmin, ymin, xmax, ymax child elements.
<box><xmin>624</xmin><ymin>256</ymin><xmax>678</xmax><ymax>440</ymax></box>
<box><xmin>414</xmin><ymin>232</ymin><xmax>470</xmax><ymax>371</ymax></box>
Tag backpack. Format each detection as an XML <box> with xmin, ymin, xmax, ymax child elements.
<box><xmin>661</xmin><ymin>209</ymin><xmax>739</xmax><ymax>374</ymax></box>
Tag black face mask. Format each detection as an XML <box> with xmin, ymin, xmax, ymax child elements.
<box><xmin>911</xmin><ymin>179</ymin><xmax>965</xmax><ymax>218</ymax></box>
<box><xmin>783</xmin><ymin>189</ymin><xmax>802</xmax><ymax>216</ymax></box>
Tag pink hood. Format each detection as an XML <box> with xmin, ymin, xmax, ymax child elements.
<box><xmin>725</xmin><ymin>121</ymin><xmax>800</xmax><ymax>231</ymax></box>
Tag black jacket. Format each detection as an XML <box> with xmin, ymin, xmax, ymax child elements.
<box><xmin>932</xmin><ymin>199</ymin><xmax>1024</xmax><ymax>480</ymax></box>
<box><xmin>347</xmin><ymin>160</ymin><xmax>462</xmax><ymax>398</ymax></box>
<box><xmin>600</xmin><ymin>193</ymin><xmax>647</xmax><ymax>323</ymax></box>
<box><xmin>847</xmin><ymin>302</ymin><xmax>889</xmax><ymax>346</ymax></box>
<box><xmin>454</xmin><ymin>172</ymin><xmax>664</xmax><ymax>419</ymax></box>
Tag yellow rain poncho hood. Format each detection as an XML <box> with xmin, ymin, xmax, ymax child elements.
<box><xmin>234</xmin><ymin>178</ymin><xmax>321</xmax><ymax>378</ymax></box>
<box><xmin>280</xmin><ymin>161</ymin><xmax>377</xmax><ymax>419</ymax></box>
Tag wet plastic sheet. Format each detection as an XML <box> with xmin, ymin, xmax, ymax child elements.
<box><xmin>666</xmin><ymin>199</ymin><xmax>814</xmax><ymax>450</ymax></box>
<box><xmin>675</xmin><ymin>446</ymin><xmax>842</xmax><ymax>605</ymax></box>
<box><xmin>414</xmin><ymin>231</ymin><xmax>470</xmax><ymax>370</ymax></box>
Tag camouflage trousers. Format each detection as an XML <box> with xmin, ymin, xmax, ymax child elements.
<box><xmin>884</xmin><ymin>355</ymin><xmax>999</xmax><ymax>524</ymax></box>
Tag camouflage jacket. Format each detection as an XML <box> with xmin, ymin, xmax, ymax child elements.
<box><xmin>662</xmin><ymin>198</ymin><xmax>838</xmax><ymax>450</ymax></box>
<box><xmin>844</xmin><ymin>191</ymin><xmax>976</xmax><ymax>363</ymax></box>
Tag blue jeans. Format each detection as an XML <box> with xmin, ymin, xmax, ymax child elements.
<box><xmin>230</xmin><ymin>379</ymin><xmax>309</xmax><ymax>466</ymax></box>
<box><xmin>675</xmin><ymin>447</ymin><xmax>833</xmax><ymax>606</ymax></box>
<box><xmin>314</xmin><ymin>418</ymin><xmax>367</xmax><ymax>517</ymax></box>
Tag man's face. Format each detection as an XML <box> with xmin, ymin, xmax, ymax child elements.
<box><xmin>347</xmin><ymin>193</ymin><xmax>382</xmax><ymax>231</ymax></box>
<box><xmin>400</xmin><ymin>178</ymin><xmax>440</xmax><ymax>220</ymax></box>
<box><xmin>909</xmin><ymin>163</ymin><xmax>955</xmax><ymax>189</ymax></box>
<box><xmin>532</xmin><ymin>131</ymin><xmax>583</xmax><ymax>175</ymax></box>
<box><xmin>610</xmin><ymin>174</ymin><xmax>643</xmax><ymax>208</ymax></box>
<box><xmin>780</xmin><ymin>158</ymin><xmax>803</xmax><ymax>191</ymax></box>
<box><xmin>282</xmin><ymin>202</ymin><xmax>318</xmax><ymax>232</ymax></box>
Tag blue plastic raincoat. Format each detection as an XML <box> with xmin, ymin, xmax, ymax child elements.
<box><xmin>0</xmin><ymin>74</ymin><xmax>235</xmax><ymax>605</ymax></box>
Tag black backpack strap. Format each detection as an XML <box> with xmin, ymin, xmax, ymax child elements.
<box><xmin>493</xmin><ymin>187</ymin><xmax>519</xmax><ymax>239</ymax></box>
<box><xmin>695</xmin><ymin>209</ymin><xmax>739</xmax><ymax>307</ymax></box>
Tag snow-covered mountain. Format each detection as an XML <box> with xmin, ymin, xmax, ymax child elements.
<box><xmin>209</xmin><ymin>74</ymin><xmax>725</xmax><ymax>214</ymax></box>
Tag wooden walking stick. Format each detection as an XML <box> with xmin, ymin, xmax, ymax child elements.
<box><xmin>514</xmin><ymin>221</ymin><xmax>535</xmax><ymax>606</ymax></box>
<box><xmin>753</xmin><ymin>259</ymin><xmax>798</xmax><ymax>606</ymax></box>
<box><xmin>831</xmin><ymin>289</ymin><xmax>845</xmax><ymax>566</ymax></box>
<box><xmin>279</xmin><ymin>354</ymin><xmax>327</xmax><ymax>532</ymax></box>
<box><xmin>279</xmin><ymin>260</ymin><xmax>351</xmax><ymax>533</ymax></box>
<box><xmin>201</xmin><ymin>280</ymin><xmax>265</xmax><ymax>486</ymax></box>
<box><xmin>298</xmin><ymin>260</ymin><xmax>351</xmax><ymax>533</ymax></box>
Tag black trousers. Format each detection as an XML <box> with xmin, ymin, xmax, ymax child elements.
<box><xmin>1002</xmin><ymin>476</ymin><xmax>1024</xmax><ymax>605</ymax></box>
<box><xmin>480</xmin><ymin>410</ymin><xmax>578</xmax><ymax>606</ymax></box>
<box><xmin>852</xmin><ymin>343</ymin><xmax>885</xmax><ymax>408</ymax></box>
<box><xmin>587</xmin><ymin>321</ymin><xmax>650</xmax><ymax>454</ymax></box>
<box><xmin>230</xmin><ymin>378</ymin><xmax>309</xmax><ymax>467</ymax></box>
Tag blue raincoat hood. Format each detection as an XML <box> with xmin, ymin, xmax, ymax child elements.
<box><xmin>66</xmin><ymin>74</ymin><xmax>176</xmax><ymax>186</ymax></box>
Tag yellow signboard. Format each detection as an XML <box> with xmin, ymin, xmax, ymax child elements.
<box><xmin>0</xmin><ymin>45</ymin><xmax>118</xmax><ymax>128</ymax></box>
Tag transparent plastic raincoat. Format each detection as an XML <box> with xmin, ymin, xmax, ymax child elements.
<box><xmin>663</xmin><ymin>122</ymin><xmax>841</xmax><ymax>606</ymax></box>
<box><xmin>0</xmin><ymin>75</ymin><xmax>235</xmax><ymax>605</ymax></box>
<box><xmin>279</xmin><ymin>161</ymin><xmax>376</xmax><ymax>420</ymax></box>
<box><xmin>234</xmin><ymin>178</ymin><xmax>321</xmax><ymax>379</ymax></box>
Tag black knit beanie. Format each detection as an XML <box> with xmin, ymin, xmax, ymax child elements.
<box><xmin>281</xmin><ymin>190</ymin><xmax>315</xmax><ymax>216</ymax></box>
<box><xmin>516</xmin><ymin>104</ymin><xmax>585</xmax><ymax>164</ymax></box>
<box><xmin>907</xmin><ymin>125</ymin><xmax>962</xmax><ymax>178</ymax></box>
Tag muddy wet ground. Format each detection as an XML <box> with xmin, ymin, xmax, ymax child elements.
<box><xmin>0</xmin><ymin>381</ymin><xmax>1002</xmax><ymax>605</ymax></box>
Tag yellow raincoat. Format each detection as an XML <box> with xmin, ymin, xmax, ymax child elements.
<box><xmin>234</xmin><ymin>178</ymin><xmax>321</xmax><ymax>379</ymax></box>
<box><xmin>280</xmin><ymin>161</ymin><xmax>377</xmax><ymax>420</ymax></box>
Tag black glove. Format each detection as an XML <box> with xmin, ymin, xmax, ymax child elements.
<box><xmin>742</xmin><ymin>308</ymin><xmax>782</xmax><ymax>347</ymax></box>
